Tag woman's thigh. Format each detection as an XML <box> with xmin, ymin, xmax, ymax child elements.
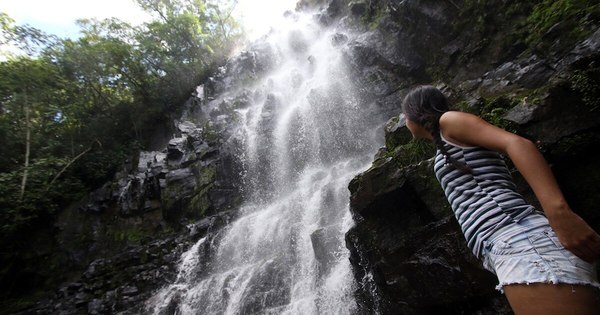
<box><xmin>504</xmin><ymin>283</ymin><xmax>600</xmax><ymax>315</ymax></box>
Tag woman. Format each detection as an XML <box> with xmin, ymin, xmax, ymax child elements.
<box><xmin>401</xmin><ymin>85</ymin><xmax>600</xmax><ymax>314</ymax></box>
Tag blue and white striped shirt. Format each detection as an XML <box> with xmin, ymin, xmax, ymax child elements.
<box><xmin>434</xmin><ymin>132</ymin><xmax>535</xmax><ymax>258</ymax></box>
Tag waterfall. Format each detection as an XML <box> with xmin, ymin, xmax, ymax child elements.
<box><xmin>145</xmin><ymin>11</ymin><xmax>384</xmax><ymax>315</ymax></box>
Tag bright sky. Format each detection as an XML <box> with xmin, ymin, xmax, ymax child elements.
<box><xmin>0</xmin><ymin>0</ymin><xmax>299</xmax><ymax>39</ymax></box>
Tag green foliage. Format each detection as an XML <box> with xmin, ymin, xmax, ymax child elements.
<box><xmin>190</xmin><ymin>185</ymin><xmax>213</xmax><ymax>217</ymax></box>
<box><xmin>454</xmin><ymin>100</ymin><xmax>479</xmax><ymax>115</ymax></box>
<box><xmin>455</xmin><ymin>1</ymin><xmax>536</xmax><ymax>37</ymax></box>
<box><xmin>476</xmin><ymin>96</ymin><xmax>519</xmax><ymax>132</ymax></box>
<box><xmin>1</xmin><ymin>13</ymin><xmax>58</xmax><ymax>57</ymax></box>
<box><xmin>0</xmin><ymin>290</ymin><xmax>49</xmax><ymax>315</ymax></box>
<box><xmin>455</xmin><ymin>94</ymin><xmax>521</xmax><ymax>133</ymax></box>
<box><xmin>112</xmin><ymin>226</ymin><xmax>150</xmax><ymax>244</ymax></box>
<box><xmin>196</xmin><ymin>164</ymin><xmax>216</xmax><ymax>187</ymax></box>
<box><xmin>389</xmin><ymin>139</ymin><xmax>436</xmax><ymax>170</ymax></box>
<box><xmin>352</xmin><ymin>0</ymin><xmax>386</xmax><ymax>31</ymax></box>
<box><xmin>571</xmin><ymin>60</ymin><xmax>600</xmax><ymax>112</ymax></box>
<box><xmin>427</xmin><ymin>1</ymin><xmax>597</xmax><ymax>80</ymax></box>
<box><xmin>134</xmin><ymin>0</ymin><xmax>243</xmax><ymax>103</ymax></box>
<box><xmin>203</xmin><ymin>121</ymin><xmax>220</xmax><ymax>143</ymax></box>
<box><xmin>526</xmin><ymin>0</ymin><xmax>600</xmax><ymax>43</ymax></box>
<box><xmin>0</xmin><ymin>2</ymin><xmax>244</xmax><ymax>301</ymax></box>
<box><xmin>551</xmin><ymin>132</ymin><xmax>600</xmax><ymax>158</ymax></box>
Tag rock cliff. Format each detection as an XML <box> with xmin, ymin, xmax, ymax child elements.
<box><xmin>340</xmin><ymin>0</ymin><xmax>600</xmax><ymax>313</ymax></box>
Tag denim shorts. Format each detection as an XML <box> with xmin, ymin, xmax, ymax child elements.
<box><xmin>481</xmin><ymin>213</ymin><xmax>600</xmax><ymax>293</ymax></box>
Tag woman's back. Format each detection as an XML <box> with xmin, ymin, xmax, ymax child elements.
<box><xmin>434</xmin><ymin>130</ymin><xmax>535</xmax><ymax>257</ymax></box>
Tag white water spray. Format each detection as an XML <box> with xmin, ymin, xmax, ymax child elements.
<box><xmin>146</xmin><ymin>11</ymin><xmax>383</xmax><ymax>315</ymax></box>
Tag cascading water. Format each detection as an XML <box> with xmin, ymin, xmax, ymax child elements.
<box><xmin>146</xmin><ymin>11</ymin><xmax>385</xmax><ymax>315</ymax></box>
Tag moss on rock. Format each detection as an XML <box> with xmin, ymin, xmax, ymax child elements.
<box><xmin>526</xmin><ymin>0</ymin><xmax>600</xmax><ymax>44</ymax></box>
<box><xmin>570</xmin><ymin>58</ymin><xmax>600</xmax><ymax>112</ymax></box>
<box><xmin>384</xmin><ymin>115</ymin><xmax>413</xmax><ymax>149</ymax></box>
<box><xmin>189</xmin><ymin>184</ymin><xmax>214</xmax><ymax>218</ymax></box>
<box><xmin>389</xmin><ymin>140</ymin><xmax>436</xmax><ymax>170</ymax></box>
<box><xmin>196</xmin><ymin>164</ymin><xmax>217</xmax><ymax>188</ymax></box>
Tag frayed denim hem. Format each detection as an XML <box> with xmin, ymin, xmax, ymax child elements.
<box><xmin>482</xmin><ymin>215</ymin><xmax>600</xmax><ymax>295</ymax></box>
<box><xmin>495</xmin><ymin>279</ymin><xmax>600</xmax><ymax>294</ymax></box>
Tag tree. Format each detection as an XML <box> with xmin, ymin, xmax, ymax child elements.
<box><xmin>0</xmin><ymin>5</ymin><xmax>245</xmax><ymax>304</ymax></box>
<box><xmin>0</xmin><ymin>19</ymin><xmax>61</xmax><ymax>199</ymax></box>
<box><xmin>134</xmin><ymin>0</ymin><xmax>243</xmax><ymax>104</ymax></box>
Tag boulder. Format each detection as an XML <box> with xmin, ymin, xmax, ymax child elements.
<box><xmin>383</xmin><ymin>114</ymin><xmax>412</xmax><ymax>149</ymax></box>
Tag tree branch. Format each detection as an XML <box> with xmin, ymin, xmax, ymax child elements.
<box><xmin>45</xmin><ymin>140</ymin><xmax>102</xmax><ymax>192</ymax></box>
<box><xmin>19</xmin><ymin>89</ymin><xmax>30</xmax><ymax>201</ymax></box>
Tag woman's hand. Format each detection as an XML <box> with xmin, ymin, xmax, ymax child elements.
<box><xmin>549</xmin><ymin>210</ymin><xmax>600</xmax><ymax>263</ymax></box>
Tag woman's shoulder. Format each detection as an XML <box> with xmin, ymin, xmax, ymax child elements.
<box><xmin>439</xmin><ymin>111</ymin><xmax>479</xmax><ymax>147</ymax></box>
<box><xmin>439</xmin><ymin>110</ymin><xmax>521</xmax><ymax>153</ymax></box>
<box><xmin>439</xmin><ymin>110</ymin><xmax>479</xmax><ymax>124</ymax></box>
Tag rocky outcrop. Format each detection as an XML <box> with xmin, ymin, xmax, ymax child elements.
<box><xmin>27</xmin><ymin>213</ymin><xmax>231</xmax><ymax>314</ymax></box>
<box><xmin>52</xmin><ymin>112</ymin><xmax>241</xmax><ymax>268</ymax></box>
<box><xmin>16</xmin><ymin>35</ymin><xmax>277</xmax><ymax>314</ymax></box>
<box><xmin>343</xmin><ymin>0</ymin><xmax>600</xmax><ymax>313</ymax></box>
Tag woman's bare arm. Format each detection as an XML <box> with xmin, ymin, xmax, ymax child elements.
<box><xmin>439</xmin><ymin>111</ymin><xmax>600</xmax><ymax>262</ymax></box>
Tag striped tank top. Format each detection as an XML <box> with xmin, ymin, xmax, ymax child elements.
<box><xmin>433</xmin><ymin>132</ymin><xmax>535</xmax><ymax>258</ymax></box>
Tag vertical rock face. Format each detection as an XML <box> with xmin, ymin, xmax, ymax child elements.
<box><xmin>27</xmin><ymin>85</ymin><xmax>248</xmax><ymax>314</ymax></box>
<box><xmin>24</xmin><ymin>23</ymin><xmax>277</xmax><ymax>314</ymax></box>
<box><xmin>58</xmin><ymin>108</ymin><xmax>242</xmax><ymax>257</ymax></box>
<box><xmin>341</xmin><ymin>0</ymin><xmax>600</xmax><ymax>313</ymax></box>
<box><xmin>346</xmin><ymin>154</ymin><xmax>510</xmax><ymax>314</ymax></box>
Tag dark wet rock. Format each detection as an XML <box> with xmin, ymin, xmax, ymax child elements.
<box><xmin>310</xmin><ymin>226</ymin><xmax>340</xmax><ymax>277</ymax></box>
<box><xmin>162</xmin><ymin>168</ymin><xmax>197</xmax><ymax>222</ymax></box>
<box><xmin>371</xmin><ymin>88</ymin><xmax>409</xmax><ymax>120</ymax></box>
<box><xmin>480</xmin><ymin>55</ymin><xmax>555</xmax><ymax>93</ymax></box>
<box><xmin>21</xmin><ymin>212</ymin><xmax>229</xmax><ymax>314</ymax></box>
<box><xmin>507</xmin><ymin>80</ymin><xmax>600</xmax><ymax>145</ymax></box>
<box><xmin>348</xmin><ymin>1</ymin><xmax>368</xmax><ymax>16</ymax></box>
<box><xmin>503</xmin><ymin>97</ymin><xmax>543</xmax><ymax>125</ymax></box>
<box><xmin>121</xmin><ymin>286</ymin><xmax>139</xmax><ymax>296</ymax></box>
<box><xmin>383</xmin><ymin>114</ymin><xmax>412</xmax><ymax>149</ymax></box>
<box><xmin>80</xmin><ymin>183</ymin><xmax>112</xmax><ymax>214</ymax></box>
<box><xmin>346</xmin><ymin>18</ymin><xmax>600</xmax><ymax>314</ymax></box>
<box><xmin>343</xmin><ymin>40</ymin><xmax>402</xmax><ymax>98</ymax></box>
<box><xmin>331</xmin><ymin>32</ymin><xmax>348</xmax><ymax>46</ymax></box>
<box><xmin>346</xmin><ymin>153</ymin><xmax>509</xmax><ymax>314</ymax></box>
<box><xmin>314</xmin><ymin>0</ymin><xmax>345</xmax><ymax>26</ymax></box>
<box><xmin>557</xmin><ymin>28</ymin><xmax>600</xmax><ymax>71</ymax></box>
<box><xmin>74</xmin><ymin>291</ymin><xmax>90</xmax><ymax>303</ymax></box>
<box><xmin>167</xmin><ymin>137</ymin><xmax>189</xmax><ymax>166</ymax></box>
<box><xmin>87</xmin><ymin>298</ymin><xmax>105</xmax><ymax>314</ymax></box>
<box><xmin>385</xmin><ymin>0</ymin><xmax>457</xmax><ymax>70</ymax></box>
<box><xmin>205</xmin><ymin>41</ymin><xmax>278</xmax><ymax>98</ymax></box>
<box><xmin>237</xmin><ymin>257</ymin><xmax>292</xmax><ymax>314</ymax></box>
